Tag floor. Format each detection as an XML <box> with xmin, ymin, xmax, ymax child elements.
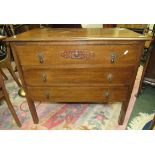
<box><xmin>2</xmin><ymin>61</ymin><xmax>154</xmax><ymax>129</ymax></box>
<box><xmin>116</xmin><ymin>66</ymin><xmax>143</xmax><ymax>129</ymax></box>
<box><xmin>0</xmin><ymin>66</ymin><xmax>122</xmax><ymax>129</ymax></box>
<box><xmin>127</xmin><ymin>53</ymin><xmax>155</xmax><ymax>128</ymax></box>
<box><xmin>0</xmin><ymin>63</ymin><xmax>143</xmax><ymax>129</ymax></box>
<box><xmin>127</xmin><ymin>85</ymin><xmax>155</xmax><ymax>127</ymax></box>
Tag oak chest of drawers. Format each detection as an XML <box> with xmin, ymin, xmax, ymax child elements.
<box><xmin>5</xmin><ymin>28</ymin><xmax>149</xmax><ymax>125</ymax></box>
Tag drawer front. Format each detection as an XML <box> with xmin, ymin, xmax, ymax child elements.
<box><xmin>23</xmin><ymin>66</ymin><xmax>134</xmax><ymax>86</ymax></box>
<box><xmin>16</xmin><ymin>44</ymin><xmax>139</xmax><ymax>66</ymax></box>
<box><xmin>27</xmin><ymin>86</ymin><xmax>129</xmax><ymax>102</ymax></box>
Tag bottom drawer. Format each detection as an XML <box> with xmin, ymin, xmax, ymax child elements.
<box><xmin>27</xmin><ymin>86</ymin><xmax>129</xmax><ymax>102</ymax></box>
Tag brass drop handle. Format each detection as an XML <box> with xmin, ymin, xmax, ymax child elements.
<box><xmin>107</xmin><ymin>73</ymin><xmax>113</xmax><ymax>82</ymax></box>
<box><xmin>37</xmin><ymin>53</ymin><xmax>44</xmax><ymax>64</ymax></box>
<box><xmin>104</xmin><ymin>91</ymin><xmax>110</xmax><ymax>97</ymax></box>
<box><xmin>111</xmin><ymin>53</ymin><xmax>116</xmax><ymax>64</ymax></box>
<box><xmin>45</xmin><ymin>92</ymin><xmax>50</xmax><ymax>99</ymax></box>
<box><xmin>41</xmin><ymin>73</ymin><xmax>47</xmax><ymax>82</ymax></box>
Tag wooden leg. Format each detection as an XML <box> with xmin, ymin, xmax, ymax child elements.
<box><xmin>0</xmin><ymin>69</ymin><xmax>8</xmax><ymax>80</ymax></box>
<box><xmin>7</xmin><ymin>67</ymin><xmax>22</xmax><ymax>87</ymax></box>
<box><xmin>4</xmin><ymin>94</ymin><xmax>22</xmax><ymax>127</ymax></box>
<box><xmin>0</xmin><ymin>71</ymin><xmax>21</xmax><ymax>127</ymax></box>
<box><xmin>118</xmin><ymin>101</ymin><xmax>128</xmax><ymax>125</ymax></box>
<box><xmin>137</xmin><ymin>76</ymin><xmax>144</xmax><ymax>96</ymax></box>
<box><xmin>27</xmin><ymin>98</ymin><xmax>39</xmax><ymax>124</ymax></box>
<box><xmin>137</xmin><ymin>49</ymin><xmax>151</xmax><ymax>96</ymax></box>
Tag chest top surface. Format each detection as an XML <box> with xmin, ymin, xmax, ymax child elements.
<box><xmin>5</xmin><ymin>28</ymin><xmax>150</xmax><ymax>42</ymax></box>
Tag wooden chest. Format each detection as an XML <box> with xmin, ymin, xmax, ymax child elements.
<box><xmin>5</xmin><ymin>28</ymin><xmax>149</xmax><ymax>125</ymax></box>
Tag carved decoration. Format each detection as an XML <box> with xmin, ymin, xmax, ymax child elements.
<box><xmin>60</xmin><ymin>50</ymin><xmax>95</xmax><ymax>59</ymax></box>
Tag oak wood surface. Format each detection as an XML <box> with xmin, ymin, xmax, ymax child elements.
<box><xmin>6</xmin><ymin>28</ymin><xmax>149</xmax><ymax>125</ymax></box>
<box><xmin>119</xmin><ymin>40</ymin><xmax>145</xmax><ymax>124</ymax></box>
<box><xmin>27</xmin><ymin>86</ymin><xmax>129</xmax><ymax>102</ymax></box>
<box><xmin>5</xmin><ymin>28</ymin><xmax>150</xmax><ymax>41</ymax></box>
<box><xmin>22</xmin><ymin>66</ymin><xmax>134</xmax><ymax>86</ymax></box>
<box><xmin>15</xmin><ymin>44</ymin><xmax>140</xmax><ymax>66</ymax></box>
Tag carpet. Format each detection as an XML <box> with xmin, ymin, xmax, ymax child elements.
<box><xmin>127</xmin><ymin>113</ymin><xmax>155</xmax><ymax>130</ymax></box>
<box><xmin>0</xmin><ymin>80</ymin><xmax>122</xmax><ymax>130</ymax></box>
<box><xmin>0</xmin><ymin>65</ymin><xmax>144</xmax><ymax>130</ymax></box>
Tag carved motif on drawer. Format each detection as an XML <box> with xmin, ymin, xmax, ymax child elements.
<box><xmin>60</xmin><ymin>50</ymin><xmax>95</xmax><ymax>59</ymax></box>
<box><xmin>15</xmin><ymin>45</ymin><xmax>140</xmax><ymax>66</ymax></box>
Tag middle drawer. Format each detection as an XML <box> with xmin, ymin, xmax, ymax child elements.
<box><xmin>22</xmin><ymin>66</ymin><xmax>134</xmax><ymax>86</ymax></box>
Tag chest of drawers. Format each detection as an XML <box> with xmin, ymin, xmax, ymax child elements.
<box><xmin>5</xmin><ymin>28</ymin><xmax>149</xmax><ymax>125</ymax></box>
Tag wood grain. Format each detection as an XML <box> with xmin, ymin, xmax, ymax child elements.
<box><xmin>27</xmin><ymin>86</ymin><xmax>129</xmax><ymax>102</ymax></box>
<box><xmin>5</xmin><ymin>28</ymin><xmax>149</xmax><ymax>125</ymax></box>
<box><xmin>16</xmin><ymin>44</ymin><xmax>139</xmax><ymax>66</ymax></box>
<box><xmin>5</xmin><ymin>28</ymin><xmax>150</xmax><ymax>41</ymax></box>
<box><xmin>22</xmin><ymin>66</ymin><xmax>134</xmax><ymax>86</ymax></box>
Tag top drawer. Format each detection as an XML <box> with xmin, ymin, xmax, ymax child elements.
<box><xmin>15</xmin><ymin>44</ymin><xmax>140</xmax><ymax>66</ymax></box>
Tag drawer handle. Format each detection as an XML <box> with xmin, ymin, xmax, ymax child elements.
<box><xmin>37</xmin><ymin>53</ymin><xmax>44</xmax><ymax>64</ymax></box>
<box><xmin>45</xmin><ymin>92</ymin><xmax>50</xmax><ymax>99</ymax></box>
<box><xmin>107</xmin><ymin>73</ymin><xmax>113</xmax><ymax>82</ymax></box>
<box><xmin>104</xmin><ymin>91</ymin><xmax>110</xmax><ymax>97</ymax></box>
<box><xmin>41</xmin><ymin>73</ymin><xmax>47</xmax><ymax>82</ymax></box>
<box><xmin>111</xmin><ymin>53</ymin><xmax>116</xmax><ymax>64</ymax></box>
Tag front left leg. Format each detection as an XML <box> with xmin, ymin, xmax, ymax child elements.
<box><xmin>27</xmin><ymin>98</ymin><xmax>39</xmax><ymax>124</ymax></box>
